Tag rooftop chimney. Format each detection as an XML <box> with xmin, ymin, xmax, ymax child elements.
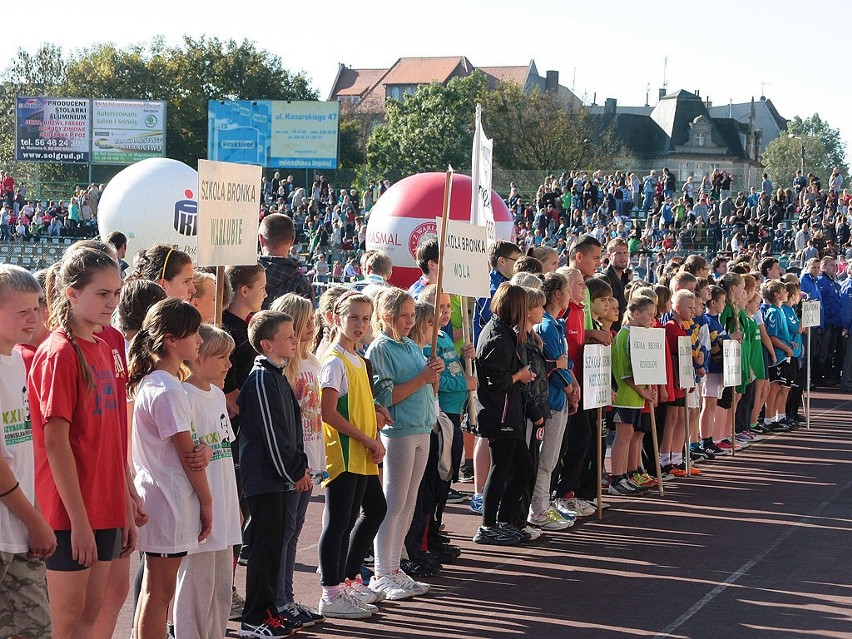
<box><xmin>546</xmin><ymin>70</ymin><xmax>559</xmax><ymax>93</ymax></box>
<box><xmin>659</xmin><ymin>88</ymin><xmax>666</xmax><ymax>100</ymax></box>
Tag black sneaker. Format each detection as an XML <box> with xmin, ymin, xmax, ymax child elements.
<box><xmin>279</xmin><ymin>601</ymin><xmax>321</xmax><ymax>628</ymax></box>
<box><xmin>239</xmin><ymin>609</ymin><xmax>294</xmax><ymax>638</ymax></box>
<box><xmin>473</xmin><ymin>524</ymin><xmax>521</xmax><ymax>546</ymax></box>
<box><xmin>767</xmin><ymin>421</ymin><xmax>790</xmax><ymax>433</ymax></box>
<box><xmin>275</xmin><ymin>603</ymin><xmax>305</xmax><ymax>630</ymax></box>
<box><xmin>446</xmin><ymin>488</ymin><xmax>469</xmax><ymax>504</ymax></box>
<box><xmin>697</xmin><ymin>444</ymin><xmax>716</xmax><ymax>460</ymax></box>
<box><xmin>750</xmin><ymin>424</ymin><xmax>769</xmax><ymax>435</ymax></box>
<box><xmin>690</xmin><ymin>450</ymin><xmax>708</xmax><ymax>462</ymax></box>
<box><xmin>428</xmin><ymin>543</ymin><xmax>461</xmax><ymax>564</ymax></box>
<box><xmin>400</xmin><ymin>558</ymin><xmax>439</xmax><ymax>578</ymax></box>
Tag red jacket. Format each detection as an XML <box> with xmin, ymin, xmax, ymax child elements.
<box><xmin>663</xmin><ymin>320</ymin><xmax>685</xmax><ymax>400</ymax></box>
<box><xmin>564</xmin><ymin>299</ymin><xmax>585</xmax><ymax>376</ymax></box>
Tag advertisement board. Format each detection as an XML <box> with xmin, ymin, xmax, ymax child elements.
<box><xmin>92</xmin><ymin>100</ymin><xmax>166</xmax><ymax>164</ymax></box>
<box><xmin>16</xmin><ymin>97</ymin><xmax>90</xmax><ymax>163</ymax></box>
<box><xmin>208</xmin><ymin>100</ymin><xmax>339</xmax><ymax>168</ymax></box>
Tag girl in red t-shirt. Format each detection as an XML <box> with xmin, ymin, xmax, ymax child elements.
<box><xmin>29</xmin><ymin>245</ymin><xmax>130</xmax><ymax>637</ymax></box>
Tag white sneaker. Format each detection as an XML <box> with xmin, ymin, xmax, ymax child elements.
<box><xmin>554</xmin><ymin>497</ymin><xmax>595</xmax><ymax>518</ymax></box>
<box><xmin>346</xmin><ymin>576</ymin><xmax>384</xmax><ymax>604</ymax></box>
<box><xmin>520</xmin><ymin>524</ymin><xmax>543</xmax><ymax>540</ymax></box>
<box><xmin>318</xmin><ymin>591</ymin><xmax>373</xmax><ymax>619</ymax></box>
<box><xmin>369</xmin><ymin>573</ymin><xmax>416</xmax><ymax>601</ymax></box>
<box><xmin>527</xmin><ymin>507</ymin><xmax>573</xmax><ymax>531</ymax></box>
<box><xmin>393</xmin><ymin>569</ymin><xmax>430</xmax><ymax>596</ymax></box>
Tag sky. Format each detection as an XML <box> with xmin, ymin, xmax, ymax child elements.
<box><xmin>3</xmin><ymin>0</ymin><xmax>849</xmax><ymax>163</ymax></box>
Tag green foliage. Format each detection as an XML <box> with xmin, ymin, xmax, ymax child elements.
<box><xmin>786</xmin><ymin>114</ymin><xmax>847</xmax><ymax>173</ymax></box>
<box><xmin>0</xmin><ymin>37</ymin><xmax>317</xmax><ymax>190</ymax></box>
<box><xmin>338</xmin><ymin>114</ymin><xmax>367</xmax><ymax>170</ymax></box>
<box><xmin>762</xmin><ymin>113</ymin><xmax>847</xmax><ymax>188</ymax></box>
<box><xmin>480</xmin><ymin>82</ymin><xmax>624</xmax><ymax>171</ymax></box>
<box><xmin>365</xmin><ymin>75</ymin><xmax>626</xmax><ymax>182</ymax></box>
<box><xmin>366</xmin><ymin>72</ymin><xmax>489</xmax><ymax>181</ymax></box>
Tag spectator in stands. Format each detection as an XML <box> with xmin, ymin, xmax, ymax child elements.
<box><xmin>107</xmin><ymin>231</ymin><xmax>130</xmax><ymax>279</ymax></box>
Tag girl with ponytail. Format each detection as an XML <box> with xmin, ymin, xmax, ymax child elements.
<box><xmin>28</xmin><ymin>244</ymin><xmax>130</xmax><ymax>637</ymax></box>
<box><xmin>127</xmin><ymin>298</ymin><xmax>213</xmax><ymax>639</ymax></box>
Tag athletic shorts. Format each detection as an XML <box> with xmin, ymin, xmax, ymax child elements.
<box><xmin>718</xmin><ymin>386</ymin><xmax>734</xmax><ymax>410</ymax></box>
<box><xmin>0</xmin><ymin>551</ymin><xmax>51</xmax><ymax>638</ymax></box>
<box><xmin>703</xmin><ymin>373</ymin><xmax>724</xmax><ymax>399</ymax></box>
<box><xmin>46</xmin><ymin>528</ymin><xmax>121</xmax><ymax>572</ymax></box>
<box><xmin>612</xmin><ymin>407</ymin><xmax>642</xmax><ymax>429</ymax></box>
<box><xmin>768</xmin><ymin>360</ymin><xmax>792</xmax><ymax>387</ymax></box>
<box><xmin>671</xmin><ymin>396</ymin><xmax>685</xmax><ymax>407</ymax></box>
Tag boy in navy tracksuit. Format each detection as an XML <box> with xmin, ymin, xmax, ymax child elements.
<box><xmin>238</xmin><ymin>310</ymin><xmax>311</xmax><ymax>637</ymax></box>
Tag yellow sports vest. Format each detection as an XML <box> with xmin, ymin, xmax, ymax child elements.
<box><xmin>321</xmin><ymin>348</ymin><xmax>379</xmax><ymax>486</ymax></box>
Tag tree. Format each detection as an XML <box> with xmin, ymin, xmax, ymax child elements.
<box><xmin>366</xmin><ymin>72</ymin><xmax>489</xmax><ymax>181</ymax></box>
<box><xmin>0</xmin><ymin>45</ymin><xmax>72</xmax><ymax>189</ymax></box>
<box><xmin>480</xmin><ymin>81</ymin><xmax>626</xmax><ymax>171</ymax></box>
<box><xmin>786</xmin><ymin>114</ymin><xmax>847</xmax><ymax>174</ymax></box>
<box><xmin>61</xmin><ymin>36</ymin><xmax>317</xmax><ymax>168</ymax></box>
<box><xmin>762</xmin><ymin>130</ymin><xmax>838</xmax><ymax>189</ymax></box>
<box><xmin>0</xmin><ymin>37</ymin><xmax>318</xmax><ymax>191</ymax></box>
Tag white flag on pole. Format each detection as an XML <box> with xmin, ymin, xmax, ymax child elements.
<box><xmin>470</xmin><ymin>104</ymin><xmax>494</xmax><ymax>238</ymax></box>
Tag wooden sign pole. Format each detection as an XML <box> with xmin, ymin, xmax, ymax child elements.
<box><xmin>596</xmin><ymin>407</ymin><xmax>604</xmax><ymax>519</ymax></box>
<box><xmin>460</xmin><ymin>296</ymin><xmax>477</xmax><ymax>427</ymax></box>
<box><xmin>214</xmin><ymin>265</ymin><xmax>225</xmax><ymax>328</ymax></box>
<box><xmin>431</xmin><ymin>166</ymin><xmax>453</xmax><ymax>358</ymax></box>
<box><xmin>648</xmin><ymin>394</ymin><xmax>664</xmax><ymax>496</ymax></box>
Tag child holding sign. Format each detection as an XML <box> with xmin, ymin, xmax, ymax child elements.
<box><xmin>762</xmin><ymin>280</ymin><xmax>795</xmax><ymax>429</ymax></box>
<box><xmin>663</xmin><ymin>290</ymin><xmax>700</xmax><ymax>477</ymax></box>
<box><xmin>609</xmin><ymin>296</ymin><xmax>658</xmax><ymax>496</ymax></box>
<box><xmin>698</xmin><ymin>286</ymin><xmax>728</xmax><ymax>458</ymax></box>
<box><xmin>782</xmin><ymin>280</ymin><xmax>805</xmax><ymax>427</ymax></box>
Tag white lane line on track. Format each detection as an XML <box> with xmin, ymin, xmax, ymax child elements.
<box><xmin>652</xmin><ymin>479</ymin><xmax>852</xmax><ymax>637</ymax></box>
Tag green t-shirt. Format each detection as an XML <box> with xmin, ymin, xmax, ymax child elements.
<box><xmin>612</xmin><ymin>326</ymin><xmax>645</xmax><ymax>408</ymax></box>
<box><xmin>583</xmin><ymin>288</ymin><xmax>594</xmax><ymax>331</ymax></box>
<box><xmin>450</xmin><ymin>295</ymin><xmax>464</xmax><ymax>354</ymax></box>
<box><xmin>743</xmin><ymin>316</ymin><xmax>765</xmax><ymax>383</ymax></box>
<box><xmin>721</xmin><ymin>305</ymin><xmax>752</xmax><ymax>392</ymax></box>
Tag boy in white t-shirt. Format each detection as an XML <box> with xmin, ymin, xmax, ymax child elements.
<box><xmin>175</xmin><ymin>325</ymin><xmax>243</xmax><ymax>639</ymax></box>
<box><xmin>0</xmin><ymin>265</ymin><xmax>56</xmax><ymax>638</ymax></box>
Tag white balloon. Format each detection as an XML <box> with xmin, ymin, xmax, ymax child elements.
<box><xmin>98</xmin><ymin>158</ymin><xmax>199</xmax><ymax>263</ymax></box>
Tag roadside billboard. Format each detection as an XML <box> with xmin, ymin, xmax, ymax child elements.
<box><xmin>92</xmin><ymin>100</ymin><xmax>166</xmax><ymax>164</ymax></box>
<box><xmin>16</xmin><ymin>97</ymin><xmax>90</xmax><ymax>163</ymax></box>
<box><xmin>208</xmin><ymin>100</ymin><xmax>339</xmax><ymax>169</ymax></box>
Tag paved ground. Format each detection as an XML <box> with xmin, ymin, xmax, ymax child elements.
<box><xmin>115</xmin><ymin>389</ymin><xmax>852</xmax><ymax>638</ymax></box>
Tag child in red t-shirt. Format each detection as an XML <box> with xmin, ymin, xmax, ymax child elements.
<box><xmin>28</xmin><ymin>245</ymin><xmax>131</xmax><ymax>638</ymax></box>
<box><xmin>662</xmin><ymin>290</ymin><xmax>700</xmax><ymax>478</ymax></box>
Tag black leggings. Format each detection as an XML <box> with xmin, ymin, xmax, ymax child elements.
<box><xmin>482</xmin><ymin>437</ymin><xmax>533</xmax><ymax>527</ymax></box>
<box><xmin>554</xmin><ymin>408</ymin><xmax>593</xmax><ymax>497</ymax></box>
<box><xmin>318</xmin><ymin>472</ymin><xmax>386</xmax><ymax>587</ymax></box>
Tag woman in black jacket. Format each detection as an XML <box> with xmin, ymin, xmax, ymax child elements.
<box><xmin>473</xmin><ymin>283</ymin><xmax>539</xmax><ymax>546</ymax></box>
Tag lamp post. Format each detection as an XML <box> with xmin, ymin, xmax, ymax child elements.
<box><xmin>788</xmin><ymin>134</ymin><xmax>805</xmax><ymax>175</ymax></box>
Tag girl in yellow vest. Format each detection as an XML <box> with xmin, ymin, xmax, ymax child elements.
<box><xmin>317</xmin><ymin>291</ymin><xmax>389</xmax><ymax>620</ymax></box>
